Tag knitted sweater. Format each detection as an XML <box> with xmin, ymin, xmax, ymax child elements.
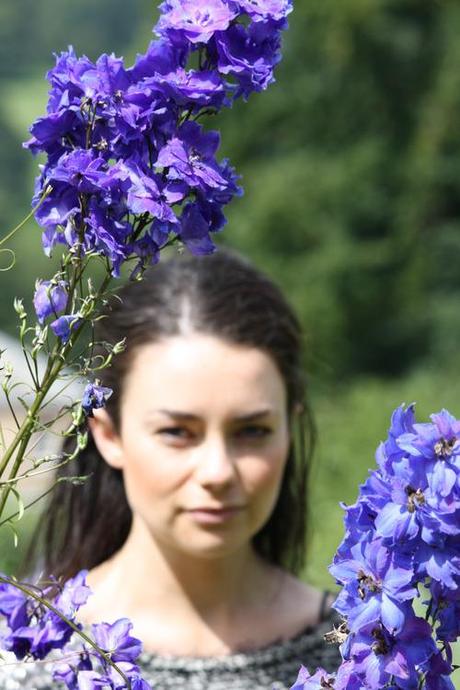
<box><xmin>0</xmin><ymin>609</ymin><xmax>342</xmax><ymax>690</ymax></box>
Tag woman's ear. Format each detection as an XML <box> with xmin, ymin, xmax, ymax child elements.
<box><xmin>88</xmin><ymin>409</ymin><xmax>124</xmax><ymax>470</ymax></box>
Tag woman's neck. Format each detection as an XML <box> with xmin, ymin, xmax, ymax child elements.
<box><xmin>81</xmin><ymin>517</ymin><xmax>287</xmax><ymax>654</ymax></box>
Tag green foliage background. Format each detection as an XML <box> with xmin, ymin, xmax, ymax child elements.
<box><xmin>0</xmin><ymin>0</ymin><xmax>459</xmax><ymax>613</ymax></box>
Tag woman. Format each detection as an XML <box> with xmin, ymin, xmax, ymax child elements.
<box><xmin>18</xmin><ymin>250</ymin><xmax>341</xmax><ymax>689</ymax></box>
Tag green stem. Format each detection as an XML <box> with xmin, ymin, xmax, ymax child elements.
<box><xmin>0</xmin><ymin>270</ymin><xmax>112</xmax><ymax>504</ymax></box>
<box><xmin>0</xmin><ymin>186</ymin><xmax>52</xmax><ymax>248</ymax></box>
<box><xmin>0</xmin><ymin>354</ymin><xmax>68</xmax><ymax>507</ymax></box>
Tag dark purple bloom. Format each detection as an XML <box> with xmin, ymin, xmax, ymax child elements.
<box><xmin>0</xmin><ymin>578</ymin><xmax>29</xmax><ymax>631</ymax></box>
<box><xmin>153</xmin><ymin>68</ymin><xmax>228</xmax><ymax>108</ymax></box>
<box><xmin>52</xmin><ymin>652</ymin><xmax>93</xmax><ymax>690</ymax></box>
<box><xmin>214</xmin><ymin>20</ymin><xmax>282</xmax><ymax>98</ymax></box>
<box><xmin>344</xmin><ymin>617</ymin><xmax>437</xmax><ymax>687</ymax></box>
<box><xmin>129</xmin><ymin>40</ymin><xmax>188</xmax><ymax>81</ymax></box>
<box><xmin>25</xmin><ymin>0</ymin><xmax>289</xmax><ymax>275</ymax></box>
<box><xmin>82</xmin><ymin>383</ymin><xmax>113</xmax><ymax>417</ymax></box>
<box><xmin>33</xmin><ymin>280</ymin><xmax>68</xmax><ymax>324</ymax></box>
<box><xmin>51</xmin><ymin>314</ymin><xmax>80</xmax><ymax>343</ymax></box>
<box><xmin>80</xmin><ymin>52</ymin><xmax>131</xmax><ymax>99</ymax></box>
<box><xmin>1</xmin><ymin>578</ymin><xmax>87</xmax><ymax>661</ymax></box>
<box><xmin>422</xmin><ymin>650</ymin><xmax>456</xmax><ymax>690</ymax></box>
<box><xmin>49</xmin><ymin>151</ymin><xmax>109</xmax><ymax>194</ymax></box>
<box><xmin>331</xmin><ymin>537</ymin><xmax>416</xmax><ymax>634</ymax></box>
<box><xmin>179</xmin><ymin>202</ymin><xmax>217</xmax><ymax>254</ymax></box>
<box><xmin>156</xmin><ymin>121</ymin><xmax>228</xmax><ymax>189</ymax></box>
<box><xmin>7</xmin><ymin>617</ymin><xmax>73</xmax><ymax>660</ymax></box>
<box><xmin>156</xmin><ymin>0</ymin><xmax>237</xmax><ymax>44</ymax></box>
<box><xmin>33</xmin><ymin>180</ymin><xmax>80</xmax><ymax>249</ymax></box>
<box><xmin>430</xmin><ymin>582</ymin><xmax>460</xmax><ymax>642</ymax></box>
<box><xmin>375</xmin><ymin>403</ymin><xmax>416</xmax><ymax>475</ymax></box>
<box><xmin>27</xmin><ymin>109</ymin><xmax>81</xmax><ymax>153</ymax></box>
<box><xmin>415</xmin><ymin>539</ymin><xmax>460</xmax><ymax>591</ymax></box>
<box><xmin>121</xmin><ymin>161</ymin><xmax>181</xmax><ymax>223</ymax></box>
<box><xmin>374</xmin><ymin>469</ymin><xmax>455</xmax><ymax>544</ymax></box>
<box><xmin>237</xmin><ymin>0</ymin><xmax>292</xmax><ymax>22</ymax></box>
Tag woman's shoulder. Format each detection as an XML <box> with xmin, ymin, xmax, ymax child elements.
<box><xmin>268</xmin><ymin>573</ymin><xmax>334</xmax><ymax>642</ymax></box>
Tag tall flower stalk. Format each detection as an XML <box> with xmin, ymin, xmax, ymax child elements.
<box><xmin>292</xmin><ymin>405</ymin><xmax>460</xmax><ymax>690</ymax></box>
<box><xmin>0</xmin><ymin>1</ymin><xmax>292</xmax><ymax>688</ymax></box>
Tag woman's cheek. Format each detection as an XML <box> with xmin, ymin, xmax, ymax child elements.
<box><xmin>120</xmin><ymin>440</ymin><xmax>190</xmax><ymax>505</ymax></box>
<box><xmin>244</xmin><ymin>449</ymin><xmax>287</xmax><ymax>507</ymax></box>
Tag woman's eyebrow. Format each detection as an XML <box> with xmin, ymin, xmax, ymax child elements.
<box><xmin>155</xmin><ymin>410</ymin><xmax>200</xmax><ymax>421</ymax></box>
<box><xmin>233</xmin><ymin>409</ymin><xmax>274</xmax><ymax>422</ymax></box>
<box><xmin>153</xmin><ymin>408</ymin><xmax>274</xmax><ymax>421</ymax></box>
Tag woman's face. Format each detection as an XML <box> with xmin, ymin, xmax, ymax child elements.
<box><xmin>93</xmin><ymin>333</ymin><xmax>290</xmax><ymax>560</ymax></box>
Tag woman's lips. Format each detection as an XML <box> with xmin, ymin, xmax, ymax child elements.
<box><xmin>184</xmin><ymin>506</ymin><xmax>244</xmax><ymax>524</ymax></box>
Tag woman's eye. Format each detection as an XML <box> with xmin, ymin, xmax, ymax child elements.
<box><xmin>235</xmin><ymin>426</ymin><xmax>271</xmax><ymax>440</ymax></box>
<box><xmin>157</xmin><ymin>427</ymin><xmax>193</xmax><ymax>440</ymax></box>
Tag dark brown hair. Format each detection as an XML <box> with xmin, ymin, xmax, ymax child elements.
<box><xmin>34</xmin><ymin>250</ymin><xmax>314</xmax><ymax>579</ymax></box>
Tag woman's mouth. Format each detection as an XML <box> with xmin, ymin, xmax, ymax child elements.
<box><xmin>184</xmin><ymin>506</ymin><xmax>244</xmax><ymax>524</ymax></box>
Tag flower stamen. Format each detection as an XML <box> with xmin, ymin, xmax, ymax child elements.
<box><xmin>405</xmin><ymin>485</ymin><xmax>425</xmax><ymax>513</ymax></box>
<box><xmin>434</xmin><ymin>437</ymin><xmax>456</xmax><ymax>458</ymax></box>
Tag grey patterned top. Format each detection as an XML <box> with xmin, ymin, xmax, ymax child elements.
<box><xmin>0</xmin><ymin>611</ymin><xmax>342</xmax><ymax>690</ymax></box>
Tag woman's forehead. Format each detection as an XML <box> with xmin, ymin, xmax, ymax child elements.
<box><xmin>121</xmin><ymin>333</ymin><xmax>287</xmax><ymax>412</ymax></box>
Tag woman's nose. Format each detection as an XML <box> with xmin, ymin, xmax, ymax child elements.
<box><xmin>192</xmin><ymin>434</ymin><xmax>238</xmax><ymax>490</ymax></box>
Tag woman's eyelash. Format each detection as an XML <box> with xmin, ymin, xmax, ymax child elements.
<box><xmin>158</xmin><ymin>427</ymin><xmax>192</xmax><ymax>438</ymax></box>
<box><xmin>235</xmin><ymin>425</ymin><xmax>271</xmax><ymax>438</ymax></box>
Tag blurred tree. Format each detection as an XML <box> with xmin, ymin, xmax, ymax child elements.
<box><xmin>217</xmin><ymin>0</ymin><xmax>460</xmax><ymax>379</ymax></box>
<box><xmin>1</xmin><ymin>0</ymin><xmax>460</xmax><ymax>383</ymax></box>
<box><xmin>0</xmin><ymin>0</ymin><xmax>153</xmax><ymax>77</ymax></box>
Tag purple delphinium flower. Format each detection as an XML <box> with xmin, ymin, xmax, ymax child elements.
<box><xmin>33</xmin><ymin>280</ymin><xmax>68</xmax><ymax>324</ymax></box>
<box><xmin>290</xmin><ymin>666</ymin><xmax>336</xmax><ymax>689</ymax></box>
<box><xmin>156</xmin><ymin>121</ymin><xmax>228</xmax><ymax>189</ymax></box>
<box><xmin>1</xmin><ymin>572</ymin><xmax>153</xmax><ymax>689</ymax></box>
<box><xmin>52</xmin><ymin>571</ymin><xmax>92</xmax><ymax>622</ymax></box>
<box><xmin>237</xmin><ymin>0</ymin><xmax>293</xmax><ymax>23</ymax></box>
<box><xmin>397</xmin><ymin>410</ymin><xmax>460</xmax><ymax>498</ymax></box>
<box><xmin>81</xmin><ymin>383</ymin><xmax>113</xmax><ymax>417</ymax></box>
<box><xmin>330</xmin><ymin>537</ymin><xmax>416</xmax><ymax>634</ymax></box>
<box><xmin>156</xmin><ymin>0</ymin><xmax>238</xmax><ymax>44</ymax></box>
<box><xmin>0</xmin><ymin>571</ymin><xmax>92</xmax><ymax>661</ymax></box>
<box><xmin>0</xmin><ymin>579</ymin><xmax>29</xmax><ymax>631</ymax></box>
<box><xmin>52</xmin><ymin>653</ymin><xmax>93</xmax><ymax>690</ymax></box>
<box><xmin>92</xmin><ymin>619</ymin><xmax>142</xmax><ymax>664</ymax></box>
<box><xmin>27</xmin><ymin>0</ymin><xmax>289</xmax><ymax>270</ymax></box>
<box><xmin>213</xmin><ymin>20</ymin><xmax>283</xmax><ymax>98</ymax></box>
<box><xmin>326</xmin><ymin>404</ymin><xmax>460</xmax><ymax>690</ymax></box>
<box><xmin>50</xmin><ymin>314</ymin><xmax>81</xmax><ymax>343</ymax></box>
<box><xmin>48</xmin><ymin>151</ymin><xmax>109</xmax><ymax>194</ymax></box>
<box><xmin>153</xmin><ymin>68</ymin><xmax>228</xmax><ymax>109</ymax></box>
<box><xmin>128</xmin><ymin>39</ymin><xmax>187</xmax><ymax>82</ymax></box>
<box><xmin>179</xmin><ymin>201</ymin><xmax>217</xmax><ymax>254</ymax></box>
<box><xmin>343</xmin><ymin>617</ymin><xmax>438</xmax><ymax>688</ymax></box>
<box><xmin>429</xmin><ymin>581</ymin><xmax>460</xmax><ymax>643</ymax></box>
<box><xmin>374</xmin><ymin>403</ymin><xmax>416</xmax><ymax>475</ymax></box>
